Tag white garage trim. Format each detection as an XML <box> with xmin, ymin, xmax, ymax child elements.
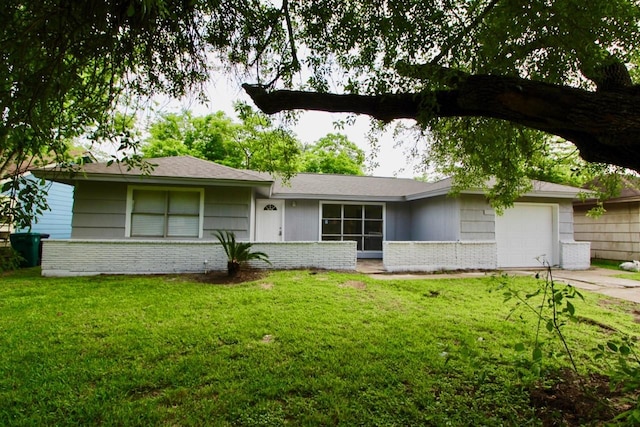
<box><xmin>495</xmin><ymin>203</ymin><xmax>559</xmax><ymax>268</ymax></box>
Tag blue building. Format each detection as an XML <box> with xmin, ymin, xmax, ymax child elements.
<box><xmin>10</xmin><ymin>174</ymin><xmax>73</xmax><ymax>239</ymax></box>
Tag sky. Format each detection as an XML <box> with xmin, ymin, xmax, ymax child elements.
<box><xmin>146</xmin><ymin>76</ymin><xmax>424</xmax><ymax>179</ymax></box>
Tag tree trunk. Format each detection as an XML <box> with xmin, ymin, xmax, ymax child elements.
<box><xmin>227</xmin><ymin>260</ymin><xmax>240</xmax><ymax>277</ymax></box>
<box><xmin>242</xmin><ymin>78</ymin><xmax>640</xmax><ymax>172</ymax></box>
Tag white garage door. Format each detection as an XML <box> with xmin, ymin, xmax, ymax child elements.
<box><xmin>495</xmin><ymin>204</ymin><xmax>557</xmax><ymax>268</ymax></box>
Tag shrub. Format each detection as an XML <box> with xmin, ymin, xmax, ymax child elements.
<box><xmin>214</xmin><ymin>230</ymin><xmax>271</xmax><ymax>276</ymax></box>
<box><xmin>0</xmin><ymin>247</ymin><xmax>24</xmax><ymax>272</ymax></box>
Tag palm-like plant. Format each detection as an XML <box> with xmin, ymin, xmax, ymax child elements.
<box><xmin>214</xmin><ymin>230</ymin><xmax>271</xmax><ymax>276</ymax></box>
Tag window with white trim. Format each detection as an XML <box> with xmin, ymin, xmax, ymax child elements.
<box><xmin>321</xmin><ymin>203</ymin><xmax>383</xmax><ymax>251</ymax></box>
<box><xmin>129</xmin><ymin>188</ymin><xmax>203</xmax><ymax>238</ymax></box>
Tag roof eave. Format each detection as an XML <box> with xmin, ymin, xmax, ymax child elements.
<box><xmin>519</xmin><ymin>191</ymin><xmax>582</xmax><ymax>199</ymax></box>
<box><xmin>404</xmin><ymin>189</ymin><xmax>451</xmax><ymax>201</ymax></box>
<box><xmin>32</xmin><ymin>170</ymin><xmax>273</xmax><ymax>188</ymax></box>
<box><xmin>271</xmin><ymin>193</ymin><xmax>407</xmax><ymax>202</ymax></box>
<box><xmin>406</xmin><ymin>188</ymin><xmax>582</xmax><ymax>201</ymax></box>
<box><xmin>574</xmin><ymin>196</ymin><xmax>640</xmax><ymax>206</ymax></box>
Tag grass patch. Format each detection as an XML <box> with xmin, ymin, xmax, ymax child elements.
<box><xmin>0</xmin><ymin>268</ymin><xmax>638</xmax><ymax>425</ymax></box>
<box><xmin>615</xmin><ymin>272</ymin><xmax>640</xmax><ymax>281</ymax></box>
<box><xmin>591</xmin><ymin>258</ymin><xmax>624</xmax><ymax>270</ymax></box>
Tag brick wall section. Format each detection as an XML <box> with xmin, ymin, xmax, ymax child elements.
<box><xmin>383</xmin><ymin>241</ymin><xmax>497</xmax><ymax>272</ymax></box>
<box><xmin>559</xmin><ymin>241</ymin><xmax>591</xmax><ymax>270</ymax></box>
<box><xmin>41</xmin><ymin>240</ymin><xmax>357</xmax><ymax>276</ymax></box>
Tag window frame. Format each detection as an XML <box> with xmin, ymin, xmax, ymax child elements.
<box><xmin>125</xmin><ymin>186</ymin><xmax>205</xmax><ymax>238</ymax></box>
<box><xmin>319</xmin><ymin>201</ymin><xmax>385</xmax><ymax>253</ymax></box>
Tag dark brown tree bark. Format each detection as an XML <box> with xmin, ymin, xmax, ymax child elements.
<box><xmin>227</xmin><ymin>260</ymin><xmax>240</xmax><ymax>277</ymax></box>
<box><xmin>242</xmin><ymin>76</ymin><xmax>640</xmax><ymax>172</ymax></box>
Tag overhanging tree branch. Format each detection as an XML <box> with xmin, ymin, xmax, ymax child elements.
<box><xmin>242</xmin><ymin>74</ymin><xmax>640</xmax><ymax>172</ymax></box>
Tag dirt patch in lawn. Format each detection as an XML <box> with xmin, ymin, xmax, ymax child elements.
<box><xmin>186</xmin><ymin>269</ymin><xmax>269</xmax><ymax>285</ymax></box>
<box><xmin>530</xmin><ymin>368</ymin><xmax>634</xmax><ymax>426</ymax></box>
<box><xmin>339</xmin><ymin>280</ymin><xmax>367</xmax><ymax>290</ymax></box>
<box><xmin>598</xmin><ymin>299</ymin><xmax>640</xmax><ymax>323</ymax></box>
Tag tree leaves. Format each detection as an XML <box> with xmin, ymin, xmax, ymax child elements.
<box><xmin>141</xmin><ymin>108</ymin><xmax>366</xmax><ymax>177</ymax></box>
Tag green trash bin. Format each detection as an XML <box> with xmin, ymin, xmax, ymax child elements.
<box><xmin>10</xmin><ymin>233</ymin><xmax>42</xmax><ymax>267</ymax></box>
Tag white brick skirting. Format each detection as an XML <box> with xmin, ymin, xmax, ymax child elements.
<box><xmin>383</xmin><ymin>241</ymin><xmax>497</xmax><ymax>272</ymax></box>
<box><xmin>41</xmin><ymin>240</ymin><xmax>357</xmax><ymax>276</ymax></box>
<box><xmin>559</xmin><ymin>240</ymin><xmax>591</xmax><ymax>270</ymax></box>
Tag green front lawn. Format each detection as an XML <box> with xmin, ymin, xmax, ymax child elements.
<box><xmin>1</xmin><ymin>268</ymin><xmax>638</xmax><ymax>425</ymax></box>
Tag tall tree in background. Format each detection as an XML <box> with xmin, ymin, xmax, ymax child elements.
<box><xmin>142</xmin><ymin>112</ymin><xmax>239</xmax><ymax>164</ymax></box>
<box><xmin>141</xmin><ymin>109</ymin><xmax>366</xmax><ymax>176</ymax></box>
<box><xmin>232</xmin><ymin>103</ymin><xmax>300</xmax><ymax>177</ymax></box>
<box><xmin>141</xmin><ymin>106</ymin><xmax>301</xmax><ymax>175</ymax></box>
<box><xmin>302</xmin><ymin>134</ymin><xmax>366</xmax><ymax>176</ymax></box>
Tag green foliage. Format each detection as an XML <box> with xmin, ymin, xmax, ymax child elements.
<box><xmin>143</xmin><ymin>111</ymin><xmax>239</xmax><ymax>165</ymax></box>
<box><xmin>0</xmin><ymin>247</ymin><xmax>23</xmax><ymax>272</ymax></box>
<box><xmin>595</xmin><ymin>337</ymin><xmax>640</xmax><ymax>424</ymax></box>
<box><xmin>301</xmin><ymin>133</ymin><xmax>366</xmax><ymax>175</ymax></box>
<box><xmin>142</xmin><ymin>106</ymin><xmax>302</xmax><ymax>178</ymax></box>
<box><xmin>234</xmin><ymin>102</ymin><xmax>301</xmax><ymax>178</ymax></box>
<box><xmin>1</xmin><ymin>175</ymin><xmax>50</xmax><ymax>231</ymax></box>
<box><xmin>499</xmin><ymin>264</ymin><xmax>584</xmax><ymax>375</ymax></box>
<box><xmin>1</xmin><ymin>0</ymin><xmax>212</xmax><ymax>167</ymax></box>
<box><xmin>214</xmin><ymin>230</ymin><xmax>271</xmax><ymax>276</ymax></box>
<box><xmin>233</xmin><ymin>0</ymin><xmax>640</xmax><ymax>206</ymax></box>
<box><xmin>142</xmin><ymin>108</ymin><xmax>367</xmax><ymax>177</ymax></box>
<box><xmin>502</xmin><ymin>265</ymin><xmax>640</xmax><ymax>424</ymax></box>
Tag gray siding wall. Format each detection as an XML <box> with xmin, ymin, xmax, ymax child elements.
<box><xmin>458</xmin><ymin>196</ymin><xmax>573</xmax><ymax>241</ymax></box>
<box><xmin>410</xmin><ymin>196</ymin><xmax>460</xmax><ymax>241</ymax></box>
<box><xmin>558</xmin><ymin>201</ymin><xmax>575</xmax><ymax>241</ymax></box>
<box><xmin>203</xmin><ymin>187</ymin><xmax>251</xmax><ymax>240</ymax></box>
<box><xmin>71</xmin><ymin>182</ymin><xmax>252</xmax><ymax>240</ymax></box>
<box><xmin>72</xmin><ymin>181</ymin><xmax>128</xmax><ymax>238</ymax></box>
<box><xmin>385</xmin><ymin>202</ymin><xmax>412</xmax><ymax>241</ymax></box>
<box><xmin>286</xmin><ymin>201</ymin><xmax>410</xmax><ymax>242</ymax></box>
<box><xmin>459</xmin><ymin>195</ymin><xmax>495</xmax><ymax>240</ymax></box>
<box><xmin>574</xmin><ymin>202</ymin><xmax>640</xmax><ymax>261</ymax></box>
<box><xmin>284</xmin><ymin>199</ymin><xmax>320</xmax><ymax>241</ymax></box>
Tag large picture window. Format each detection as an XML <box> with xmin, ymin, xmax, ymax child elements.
<box><xmin>321</xmin><ymin>203</ymin><xmax>383</xmax><ymax>251</ymax></box>
<box><xmin>128</xmin><ymin>188</ymin><xmax>203</xmax><ymax>238</ymax></box>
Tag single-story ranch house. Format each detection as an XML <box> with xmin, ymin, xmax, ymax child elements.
<box><xmin>33</xmin><ymin>156</ymin><xmax>590</xmax><ymax>276</ymax></box>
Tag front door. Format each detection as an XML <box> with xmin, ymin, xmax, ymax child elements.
<box><xmin>256</xmin><ymin>199</ymin><xmax>284</xmax><ymax>241</ymax></box>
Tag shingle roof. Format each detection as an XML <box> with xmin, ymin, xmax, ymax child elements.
<box><xmin>265</xmin><ymin>174</ymin><xmax>582</xmax><ymax>200</ymax></box>
<box><xmin>575</xmin><ymin>176</ymin><xmax>640</xmax><ymax>205</ymax></box>
<box><xmin>267</xmin><ymin>173</ymin><xmax>434</xmax><ymax>200</ymax></box>
<box><xmin>34</xmin><ymin>156</ymin><xmax>272</xmax><ymax>184</ymax></box>
<box><xmin>83</xmin><ymin>156</ymin><xmax>269</xmax><ymax>181</ymax></box>
<box><xmin>34</xmin><ymin>155</ymin><xmax>584</xmax><ymax>200</ymax></box>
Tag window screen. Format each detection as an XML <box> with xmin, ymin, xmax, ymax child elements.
<box><xmin>131</xmin><ymin>189</ymin><xmax>200</xmax><ymax>238</ymax></box>
<box><xmin>321</xmin><ymin>203</ymin><xmax>383</xmax><ymax>252</ymax></box>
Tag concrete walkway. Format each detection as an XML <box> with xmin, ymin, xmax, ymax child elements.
<box><xmin>544</xmin><ymin>268</ymin><xmax>640</xmax><ymax>304</ymax></box>
<box><xmin>356</xmin><ymin>260</ymin><xmax>640</xmax><ymax>304</ymax></box>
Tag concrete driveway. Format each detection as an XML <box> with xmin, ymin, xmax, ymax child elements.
<box><xmin>540</xmin><ymin>268</ymin><xmax>640</xmax><ymax>304</ymax></box>
<box><xmin>357</xmin><ymin>260</ymin><xmax>640</xmax><ymax>304</ymax></box>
